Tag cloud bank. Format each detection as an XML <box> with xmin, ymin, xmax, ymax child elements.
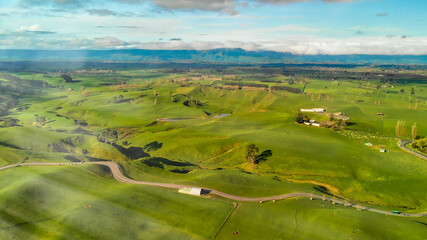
<box><xmin>19</xmin><ymin>0</ymin><xmax>360</xmax><ymax>15</ymax></box>
<box><xmin>1</xmin><ymin>35</ymin><xmax>426</xmax><ymax>55</ymax></box>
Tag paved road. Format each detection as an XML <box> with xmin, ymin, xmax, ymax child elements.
<box><xmin>1</xmin><ymin>161</ymin><xmax>426</xmax><ymax>218</ymax></box>
<box><xmin>398</xmin><ymin>140</ymin><xmax>427</xmax><ymax>161</ymax></box>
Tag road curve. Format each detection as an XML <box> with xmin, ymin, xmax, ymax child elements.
<box><xmin>398</xmin><ymin>140</ymin><xmax>427</xmax><ymax>161</ymax></box>
<box><xmin>1</xmin><ymin>161</ymin><xmax>426</xmax><ymax>218</ymax></box>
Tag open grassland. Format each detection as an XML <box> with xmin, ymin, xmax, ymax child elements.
<box><xmin>0</xmin><ymin>165</ymin><xmax>233</xmax><ymax>240</ymax></box>
<box><xmin>217</xmin><ymin>199</ymin><xmax>427</xmax><ymax>240</ymax></box>
<box><xmin>0</xmin><ymin>165</ymin><xmax>426</xmax><ymax>240</ymax></box>
<box><xmin>1</xmin><ymin>66</ymin><xmax>426</xmax><ymax>238</ymax></box>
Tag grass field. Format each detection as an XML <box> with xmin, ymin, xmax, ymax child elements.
<box><xmin>1</xmin><ymin>66</ymin><xmax>426</xmax><ymax>239</ymax></box>
<box><xmin>0</xmin><ymin>165</ymin><xmax>233</xmax><ymax>240</ymax></box>
<box><xmin>0</xmin><ymin>165</ymin><xmax>426</xmax><ymax>240</ymax></box>
<box><xmin>217</xmin><ymin>199</ymin><xmax>427</xmax><ymax>240</ymax></box>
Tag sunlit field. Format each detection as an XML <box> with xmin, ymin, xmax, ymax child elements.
<box><xmin>0</xmin><ymin>65</ymin><xmax>426</xmax><ymax>239</ymax></box>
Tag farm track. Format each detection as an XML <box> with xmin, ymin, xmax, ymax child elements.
<box><xmin>1</xmin><ymin>161</ymin><xmax>426</xmax><ymax>218</ymax></box>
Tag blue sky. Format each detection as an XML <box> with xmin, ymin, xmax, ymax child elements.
<box><xmin>0</xmin><ymin>0</ymin><xmax>426</xmax><ymax>54</ymax></box>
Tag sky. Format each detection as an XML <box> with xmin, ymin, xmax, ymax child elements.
<box><xmin>0</xmin><ymin>0</ymin><xmax>426</xmax><ymax>55</ymax></box>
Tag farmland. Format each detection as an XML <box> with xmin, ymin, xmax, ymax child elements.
<box><xmin>0</xmin><ymin>64</ymin><xmax>426</xmax><ymax>239</ymax></box>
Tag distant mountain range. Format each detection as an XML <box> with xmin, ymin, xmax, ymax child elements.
<box><xmin>1</xmin><ymin>48</ymin><xmax>427</xmax><ymax>64</ymax></box>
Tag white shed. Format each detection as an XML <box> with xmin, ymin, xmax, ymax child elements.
<box><xmin>178</xmin><ymin>187</ymin><xmax>202</xmax><ymax>196</ymax></box>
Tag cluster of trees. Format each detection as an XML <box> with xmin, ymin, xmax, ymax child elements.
<box><xmin>260</xmin><ymin>79</ymin><xmax>282</xmax><ymax>83</ymax></box>
<box><xmin>411</xmin><ymin>139</ymin><xmax>426</xmax><ymax>154</ymax></box>
<box><xmin>1</xmin><ymin>118</ymin><xmax>20</xmax><ymax>127</ymax></box>
<box><xmin>399</xmin><ymin>88</ymin><xmax>415</xmax><ymax>95</ymax></box>
<box><xmin>0</xmin><ymin>98</ymin><xmax>19</xmax><ymax>116</ymax></box>
<box><xmin>246</xmin><ymin>144</ymin><xmax>273</xmax><ymax>164</ymax></box>
<box><xmin>1</xmin><ymin>73</ymin><xmax>51</xmax><ymax>88</ymax></box>
<box><xmin>295</xmin><ymin>113</ymin><xmax>348</xmax><ymax>130</ymax></box>
<box><xmin>396</xmin><ymin>121</ymin><xmax>418</xmax><ymax>140</ymax></box>
<box><xmin>222</xmin><ymin>82</ymin><xmax>269</xmax><ymax>89</ymax></box>
<box><xmin>270</xmin><ymin>86</ymin><xmax>301</xmax><ymax>94</ymax></box>
<box><xmin>98</xmin><ymin>129</ymin><xmax>119</xmax><ymax>144</ymax></box>
<box><xmin>113</xmin><ymin>95</ymin><xmax>125</xmax><ymax>103</ymax></box>
<box><xmin>34</xmin><ymin>114</ymin><xmax>47</xmax><ymax>124</ymax></box>
<box><xmin>329</xmin><ymin>119</ymin><xmax>348</xmax><ymax>130</ymax></box>
<box><xmin>60</xmin><ymin>74</ymin><xmax>74</xmax><ymax>83</ymax></box>
<box><xmin>295</xmin><ymin>113</ymin><xmax>310</xmax><ymax>123</ymax></box>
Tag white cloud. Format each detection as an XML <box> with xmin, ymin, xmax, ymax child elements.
<box><xmin>138</xmin><ymin>40</ymin><xmax>261</xmax><ymax>51</ymax></box>
<box><xmin>1</xmin><ymin>34</ymin><xmax>426</xmax><ymax>55</ymax></box>
<box><xmin>17</xmin><ymin>24</ymin><xmax>43</xmax><ymax>32</ymax></box>
<box><xmin>135</xmin><ymin>37</ymin><xmax>427</xmax><ymax>55</ymax></box>
<box><xmin>152</xmin><ymin>0</ymin><xmax>235</xmax><ymax>11</ymax></box>
<box><xmin>258</xmin><ymin>0</ymin><xmax>359</xmax><ymax>4</ymax></box>
<box><xmin>15</xmin><ymin>24</ymin><xmax>56</xmax><ymax>34</ymax></box>
<box><xmin>260</xmin><ymin>36</ymin><xmax>427</xmax><ymax>55</ymax></box>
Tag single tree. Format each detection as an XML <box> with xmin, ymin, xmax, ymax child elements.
<box><xmin>60</xmin><ymin>74</ymin><xmax>73</xmax><ymax>83</ymax></box>
<box><xmin>295</xmin><ymin>113</ymin><xmax>304</xmax><ymax>123</ymax></box>
<box><xmin>246</xmin><ymin>144</ymin><xmax>259</xmax><ymax>164</ymax></box>
<box><xmin>396</xmin><ymin>120</ymin><xmax>401</xmax><ymax>138</ymax></box>
<box><xmin>411</xmin><ymin>123</ymin><xmax>417</xmax><ymax>140</ymax></box>
<box><xmin>39</xmin><ymin>116</ymin><xmax>46</xmax><ymax>123</ymax></box>
<box><xmin>396</xmin><ymin>120</ymin><xmax>407</xmax><ymax>138</ymax></box>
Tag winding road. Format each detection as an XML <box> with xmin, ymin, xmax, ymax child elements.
<box><xmin>398</xmin><ymin>140</ymin><xmax>427</xmax><ymax>161</ymax></box>
<box><xmin>0</xmin><ymin>161</ymin><xmax>426</xmax><ymax>218</ymax></box>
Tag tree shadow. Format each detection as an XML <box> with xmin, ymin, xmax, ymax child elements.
<box><xmin>143</xmin><ymin>157</ymin><xmax>195</xmax><ymax>168</ymax></box>
<box><xmin>112</xmin><ymin>143</ymin><xmax>150</xmax><ymax>160</ymax></box>
<box><xmin>143</xmin><ymin>141</ymin><xmax>163</xmax><ymax>152</ymax></box>
<box><xmin>255</xmin><ymin>150</ymin><xmax>272</xmax><ymax>164</ymax></box>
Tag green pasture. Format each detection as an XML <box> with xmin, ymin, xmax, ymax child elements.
<box><xmin>1</xmin><ymin>68</ymin><xmax>426</xmax><ymax>239</ymax></box>
<box><xmin>217</xmin><ymin>199</ymin><xmax>427</xmax><ymax>240</ymax></box>
<box><xmin>0</xmin><ymin>165</ymin><xmax>233</xmax><ymax>240</ymax></box>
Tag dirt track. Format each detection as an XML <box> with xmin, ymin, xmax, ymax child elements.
<box><xmin>1</xmin><ymin>161</ymin><xmax>426</xmax><ymax>218</ymax></box>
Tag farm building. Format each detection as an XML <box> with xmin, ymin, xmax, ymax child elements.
<box><xmin>336</xmin><ymin>116</ymin><xmax>350</xmax><ymax>121</ymax></box>
<box><xmin>178</xmin><ymin>187</ymin><xmax>202</xmax><ymax>196</ymax></box>
<box><xmin>365</xmin><ymin>142</ymin><xmax>373</xmax><ymax>146</ymax></box>
<box><xmin>303</xmin><ymin>120</ymin><xmax>321</xmax><ymax>127</ymax></box>
<box><xmin>380</xmin><ymin>148</ymin><xmax>387</xmax><ymax>153</ymax></box>
<box><xmin>300</xmin><ymin>108</ymin><xmax>326</xmax><ymax>113</ymax></box>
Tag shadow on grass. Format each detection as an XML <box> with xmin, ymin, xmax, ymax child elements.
<box><xmin>143</xmin><ymin>157</ymin><xmax>195</xmax><ymax>169</ymax></box>
<box><xmin>112</xmin><ymin>143</ymin><xmax>150</xmax><ymax>160</ymax></box>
